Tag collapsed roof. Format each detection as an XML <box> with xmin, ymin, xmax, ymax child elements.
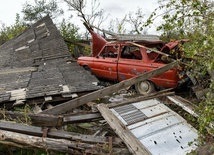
<box><xmin>0</xmin><ymin>16</ymin><xmax>99</xmax><ymax>104</ymax></box>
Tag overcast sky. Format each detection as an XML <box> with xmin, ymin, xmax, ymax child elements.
<box><xmin>0</xmin><ymin>0</ymin><xmax>160</xmax><ymax>34</ymax></box>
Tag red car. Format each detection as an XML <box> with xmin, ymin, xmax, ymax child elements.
<box><xmin>77</xmin><ymin>24</ymin><xmax>187</xmax><ymax>94</ymax></box>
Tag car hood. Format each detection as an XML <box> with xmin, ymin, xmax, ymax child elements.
<box><xmin>161</xmin><ymin>39</ymin><xmax>189</xmax><ymax>52</ymax></box>
<box><xmin>90</xmin><ymin>30</ymin><xmax>107</xmax><ymax>57</ymax></box>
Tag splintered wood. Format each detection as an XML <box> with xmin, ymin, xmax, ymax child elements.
<box><xmin>0</xmin><ymin>61</ymin><xmax>186</xmax><ymax>154</ymax></box>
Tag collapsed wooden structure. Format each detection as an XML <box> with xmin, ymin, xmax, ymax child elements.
<box><xmin>0</xmin><ymin>15</ymin><xmax>99</xmax><ymax>106</ymax></box>
<box><xmin>0</xmin><ymin>60</ymin><xmax>200</xmax><ymax>154</ymax></box>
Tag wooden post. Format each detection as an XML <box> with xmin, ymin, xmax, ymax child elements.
<box><xmin>0</xmin><ymin>121</ymin><xmax>122</xmax><ymax>145</ymax></box>
<box><xmin>0</xmin><ymin>129</ymin><xmax>92</xmax><ymax>154</ymax></box>
<box><xmin>0</xmin><ymin>111</ymin><xmax>63</xmax><ymax>127</ymax></box>
<box><xmin>97</xmin><ymin>103</ymin><xmax>151</xmax><ymax>155</ymax></box>
<box><xmin>0</xmin><ymin>128</ymin><xmax>128</xmax><ymax>154</ymax></box>
<box><xmin>41</xmin><ymin>61</ymin><xmax>179</xmax><ymax>115</ymax></box>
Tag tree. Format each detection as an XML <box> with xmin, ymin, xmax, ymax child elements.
<box><xmin>107</xmin><ymin>8</ymin><xmax>148</xmax><ymax>35</ymax></box>
<box><xmin>108</xmin><ymin>16</ymin><xmax>127</xmax><ymax>34</ymax></box>
<box><xmin>21</xmin><ymin>0</ymin><xmax>82</xmax><ymax>54</ymax></box>
<box><xmin>60</xmin><ymin>19</ymin><xmax>81</xmax><ymax>53</ymax></box>
<box><xmin>64</xmin><ymin>0</ymin><xmax>107</xmax><ymax>26</ymax></box>
<box><xmin>127</xmin><ymin>7</ymin><xmax>146</xmax><ymax>34</ymax></box>
<box><xmin>145</xmin><ymin>0</ymin><xmax>214</xmax><ymax>144</ymax></box>
<box><xmin>22</xmin><ymin>0</ymin><xmax>64</xmax><ymax>23</ymax></box>
<box><xmin>0</xmin><ymin>14</ymin><xmax>27</xmax><ymax>45</ymax></box>
<box><xmin>63</xmin><ymin>0</ymin><xmax>108</xmax><ymax>39</ymax></box>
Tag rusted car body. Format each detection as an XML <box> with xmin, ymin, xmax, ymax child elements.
<box><xmin>77</xmin><ymin>24</ymin><xmax>186</xmax><ymax>94</ymax></box>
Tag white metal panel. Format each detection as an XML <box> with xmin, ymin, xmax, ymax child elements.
<box><xmin>132</xmin><ymin>98</ymin><xmax>160</xmax><ymax>109</ymax></box>
<box><xmin>139</xmin><ymin>123</ymin><xmax>198</xmax><ymax>155</ymax></box>
<box><xmin>128</xmin><ymin>112</ymin><xmax>173</xmax><ymax>130</ymax></box>
<box><xmin>130</xmin><ymin>114</ymin><xmax>184</xmax><ymax>139</ymax></box>
<box><xmin>111</xmin><ymin>98</ymin><xmax>198</xmax><ymax>155</ymax></box>
<box><xmin>139</xmin><ymin>104</ymin><xmax>169</xmax><ymax>117</ymax></box>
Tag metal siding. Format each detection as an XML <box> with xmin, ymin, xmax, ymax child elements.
<box><xmin>111</xmin><ymin>99</ymin><xmax>198</xmax><ymax>155</ymax></box>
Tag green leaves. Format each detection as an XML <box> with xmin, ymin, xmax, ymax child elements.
<box><xmin>0</xmin><ymin>14</ymin><xmax>27</xmax><ymax>45</ymax></box>
<box><xmin>22</xmin><ymin>0</ymin><xmax>64</xmax><ymax>23</ymax></box>
<box><xmin>59</xmin><ymin>19</ymin><xmax>81</xmax><ymax>53</ymax></box>
<box><xmin>144</xmin><ymin>0</ymin><xmax>214</xmax><ymax>144</ymax></box>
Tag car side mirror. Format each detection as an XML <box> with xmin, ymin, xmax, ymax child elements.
<box><xmin>96</xmin><ymin>56</ymin><xmax>99</xmax><ymax>59</ymax></box>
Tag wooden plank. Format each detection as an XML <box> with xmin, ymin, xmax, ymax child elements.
<box><xmin>108</xmin><ymin>89</ymin><xmax>174</xmax><ymax>108</ymax></box>
<box><xmin>1</xmin><ymin>110</ymin><xmax>102</xmax><ymax>126</ymax></box>
<box><xmin>0</xmin><ymin>121</ymin><xmax>122</xmax><ymax>145</ymax></box>
<box><xmin>63</xmin><ymin>113</ymin><xmax>102</xmax><ymax>124</ymax></box>
<box><xmin>167</xmin><ymin>95</ymin><xmax>198</xmax><ymax>117</ymax></box>
<box><xmin>97</xmin><ymin>103</ymin><xmax>151</xmax><ymax>155</ymax></box>
<box><xmin>40</xmin><ymin>61</ymin><xmax>179</xmax><ymax>115</ymax></box>
<box><xmin>167</xmin><ymin>95</ymin><xmax>214</xmax><ymax>136</ymax></box>
<box><xmin>0</xmin><ymin>129</ymin><xmax>117</xmax><ymax>154</ymax></box>
<box><xmin>89</xmin><ymin>24</ymin><xmax>160</xmax><ymax>41</ymax></box>
<box><xmin>0</xmin><ymin>129</ymin><xmax>75</xmax><ymax>153</ymax></box>
<box><xmin>128</xmin><ymin>42</ymin><xmax>169</xmax><ymax>57</ymax></box>
<box><xmin>0</xmin><ymin>111</ymin><xmax>63</xmax><ymax>127</ymax></box>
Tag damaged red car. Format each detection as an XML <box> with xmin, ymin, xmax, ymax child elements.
<box><xmin>77</xmin><ymin>23</ymin><xmax>187</xmax><ymax>94</ymax></box>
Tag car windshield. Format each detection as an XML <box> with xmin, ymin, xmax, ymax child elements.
<box><xmin>121</xmin><ymin>46</ymin><xmax>142</xmax><ymax>60</ymax></box>
<box><xmin>99</xmin><ymin>45</ymin><xmax>118</xmax><ymax>58</ymax></box>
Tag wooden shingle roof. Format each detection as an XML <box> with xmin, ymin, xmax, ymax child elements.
<box><xmin>0</xmin><ymin>16</ymin><xmax>99</xmax><ymax>104</ymax></box>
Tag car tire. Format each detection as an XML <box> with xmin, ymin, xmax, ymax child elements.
<box><xmin>135</xmin><ymin>80</ymin><xmax>155</xmax><ymax>95</ymax></box>
<box><xmin>83</xmin><ymin>66</ymin><xmax>92</xmax><ymax>74</ymax></box>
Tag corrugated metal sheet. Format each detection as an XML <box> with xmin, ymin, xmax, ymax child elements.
<box><xmin>111</xmin><ymin>99</ymin><xmax>198</xmax><ymax>155</ymax></box>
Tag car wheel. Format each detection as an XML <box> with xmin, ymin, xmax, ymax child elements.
<box><xmin>135</xmin><ymin>80</ymin><xmax>155</xmax><ymax>95</ymax></box>
<box><xmin>83</xmin><ymin>66</ymin><xmax>92</xmax><ymax>74</ymax></box>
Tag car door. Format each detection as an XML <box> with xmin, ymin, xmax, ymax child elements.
<box><xmin>117</xmin><ymin>45</ymin><xmax>152</xmax><ymax>81</ymax></box>
<box><xmin>91</xmin><ymin>45</ymin><xmax>118</xmax><ymax>80</ymax></box>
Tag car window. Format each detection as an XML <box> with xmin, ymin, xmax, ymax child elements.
<box><xmin>99</xmin><ymin>46</ymin><xmax>118</xmax><ymax>58</ymax></box>
<box><xmin>121</xmin><ymin>45</ymin><xmax>142</xmax><ymax>60</ymax></box>
<box><xmin>146</xmin><ymin>48</ymin><xmax>159</xmax><ymax>60</ymax></box>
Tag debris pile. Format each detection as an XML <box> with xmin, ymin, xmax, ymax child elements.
<box><xmin>0</xmin><ymin>60</ymin><xmax>199</xmax><ymax>154</ymax></box>
<box><xmin>0</xmin><ymin>16</ymin><xmax>208</xmax><ymax>154</ymax></box>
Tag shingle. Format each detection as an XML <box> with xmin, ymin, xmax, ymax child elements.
<box><xmin>0</xmin><ymin>15</ymin><xmax>99</xmax><ymax>103</ymax></box>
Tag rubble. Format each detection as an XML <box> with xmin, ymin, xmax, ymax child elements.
<box><xmin>0</xmin><ymin>16</ymin><xmax>206</xmax><ymax>154</ymax></box>
<box><xmin>0</xmin><ymin>62</ymin><xmax>200</xmax><ymax>154</ymax></box>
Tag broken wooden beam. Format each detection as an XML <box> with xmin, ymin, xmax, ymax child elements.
<box><xmin>167</xmin><ymin>95</ymin><xmax>214</xmax><ymax>136</ymax></box>
<box><xmin>167</xmin><ymin>95</ymin><xmax>198</xmax><ymax>117</ymax></box>
<box><xmin>63</xmin><ymin>113</ymin><xmax>102</xmax><ymax>124</ymax></box>
<box><xmin>108</xmin><ymin>89</ymin><xmax>174</xmax><ymax>108</ymax></box>
<box><xmin>97</xmin><ymin>103</ymin><xmax>151</xmax><ymax>155</ymax></box>
<box><xmin>0</xmin><ymin>111</ymin><xmax>63</xmax><ymax>127</ymax></box>
<box><xmin>0</xmin><ymin>128</ymin><xmax>127</xmax><ymax>154</ymax></box>
<box><xmin>128</xmin><ymin>42</ymin><xmax>170</xmax><ymax>57</ymax></box>
<box><xmin>0</xmin><ymin>129</ymin><xmax>76</xmax><ymax>153</ymax></box>
<box><xmin>62</xmin><ymin>91</ymin><xmax>174</xmax><ymax>124</ymax></box>
<box><xmin>40</xmin><ymin>61</ymin><xmax>179</xmax><ymax>115</ymax></box>
<box><xmin>0</xmin><ymin>110</ymin><xmax>103</xmax><ymax>126</ymax></box>
<box><xmin>0</xmin><ymin>121</ymin><xmax>122</xmax><ymax>145</ymax></box>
